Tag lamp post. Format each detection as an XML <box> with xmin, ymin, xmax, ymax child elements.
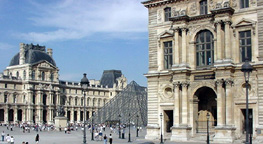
<box><xmin>91</xmin><ymin>110</ymin><xmax>94</xmax><ymax>141</ymax></box>
<box><xmin>80</xmin><ymin>73</ymin><xmax>89</xmax><ymax>144</ymax></box>
<box><xmin>136</xmin><ymin>115</ymin><xmax>139</xmax><ymax>137</ymax></box>
<box><xmin>206</xmin><ymin>112</ymin><xmax>210</xmax><ymax>144</ymax></box>
<box><xmin>241</xmin><ymin>58</ymin><xmax>253</xmax><ymax>144</ymax></box>
<box><xmin>119</xmin><ymin>114</ymin><xmax>121</xmax><ymax>139</ymax></box>
<box><xmin>128</xmin><ymin>113</ymin><xmax>131</xmax><ymax>142</ymax></box>
<box><xmin>249</xmin><ymin>114</ymin><xmax>253</xmax><ymax>144</ymax></box>
<box><xmin>160</xmin><ymin>113</ymin><xmax>163</xmax><ymax>144</ymax></box>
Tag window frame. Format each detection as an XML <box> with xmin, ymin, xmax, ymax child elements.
<box><xmin>163</xmin><ymin>41</ymin><xmax>173</xmax><ymax>69</ymax></box>
<box><xmin>164</xmin><ymin>7</ymin><xmax>171</xmax><ymax>22</ymax></box>
<box><xmin>200</xmin><ymin>0</ymin><xmax>208</xmax><ymax>15</ymax></box>
<box><xmin>239</xmin><ymin>30</ymin><xmax>252</xmax><ymax>62</ymax></box>
<box><xmin>195</xmin><ymin>30</ymin><xmax>214</xmax><ymax>68</ymax></box>
<box><xmin>240</xmin><ymin>0</ymin><xmax>249</xmax><ymax>9</ymax></box>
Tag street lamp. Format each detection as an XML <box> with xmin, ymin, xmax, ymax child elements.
<box><xmin>249</xmin><ymin>114</ymin><xmax>253</xmax><ymax>144</ymax></box>
<box><xmin>119</xmin><ymin>114</ymin><xmax>121</xmax><ymax>139</ymax></box>
<box><xmin>136</xmin><ymin>115</ymin><xmax>139</xmax><ymax>137</ymax></box>
<box><xmin>206</xmin><ymin>112</ymin><xmax>210</xmax><ymax>144</ymax></box>
<box><xmin>160</xmin><ymin>113</ymin><xmax>163</xmax><ymax>144</ymax></box>
<box><xmin>128</xmin><ymin>113</ymin><xmax>131</xmax><ymax>142</ymax></box>
<box><xmin>91</xmin><ymin>110</ymin><xmax>94</xmax><ymax>141</ymax></box>
<box><xmin>241</xmin><ymin>58</ymin><xmax>253</xmax><ymax>144</ymax></box>
<box><xmin>80</xmin><ymin>73</ymin><xmax>89</xmax><ymax>144</ymax></box>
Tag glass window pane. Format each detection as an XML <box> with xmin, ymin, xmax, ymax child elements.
<box><xmin>240</xmin><ymin>31</ymin><xmax>245</xmax><ymax>38</ymax></box>
<box><xmin>207</xmin><ymin>51</ymin><xmax>211</xmax><ymax>65</ymax></box>
<box><xmin>246</xmin><ymin>31</ymin><xmax>251</xmax><ymax>37</ymax></box>
<box><xmin>206</xmin><ymin>44</ymin><xmax>211</xmax><ymax>50</ymax></box>
<box><xmin>247</xmin><ymin>39</ymin><xmax>251</xmax><ymax>45</ymax></box>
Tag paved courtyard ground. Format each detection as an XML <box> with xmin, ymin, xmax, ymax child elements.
<box><xmin>0</xmin><ymin>125</ymin><xmax>263</xmax><ymax>144</ymax></box>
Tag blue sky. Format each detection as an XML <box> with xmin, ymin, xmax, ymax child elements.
<box><xmin>0</xmin><ymin>0</ymin><xmax>149</xmax><ymax>86</ymax></box>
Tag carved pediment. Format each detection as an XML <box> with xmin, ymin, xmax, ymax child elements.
<box><xmin>159</xmin><ymin>30</ymin><xmax>174</xmax><ymax>39</ymax></box>
<box><xmin>34</xmin><ymin>61</ymin><xmax>57</xmax><ymax>69</ymax></box>
<box><xmin>233</xmin><ymin>18</ymin><xmax>257</xmax><ymax>28</ymax></box>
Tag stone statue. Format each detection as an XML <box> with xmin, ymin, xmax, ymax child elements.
<box><xmin>57</xmin><ymin>105</ymin><xmax>65</xmax><ymax>117</ymax></box>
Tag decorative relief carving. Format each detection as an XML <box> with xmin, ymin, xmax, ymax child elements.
<box><xmin>210</xmin><ymin>0</ymin><xmax>216</xmax><ymax>10</ymax></box>
<box><xmin>215</xmin><ymin>79</ymin><xmax>224</xmax><ymax>87</ymax></box>
<box><xmin>231</xmin><ymin>0</ymin><xmax>237</xmax><ymax>8</ymax></box>
<box><xmin>250</xmin><ymin>0</ymin><xmax>256</xmax><ymax>6</ymax></box>
<box><xmin>189</xmin><ymin>2</ymin><xmax>197</xmax><ymax>15</ymax></box>
<box><xmin>216</xmin><ymin>2</ymin><xmax>222</xmax><ymax>9</ymax></box>
<box><xmin>159</xmin><ymin>84</ymin><xmax>174</xmax><ymax>101</ymax></box>
<box><xmin>225</xmin><ymin>78</ymin><xmax>234</xmax><ymax>87</ymax></box>
<box><xmin>223</xmin><ymin>1</ymin><xmax>230</xmax><ymax>8</ymax></box>
<box><xmin>172</xmin><ymin>7</ymin><xmax>176</xmax><ymax>17</ymax></box>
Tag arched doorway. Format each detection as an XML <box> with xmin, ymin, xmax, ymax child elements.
<box><xmin>8</xmin><ymin>109</ymin><xmax>14</xmax><ymax>122</ymax></box>
<box><xmin>194</xmin><ymin>86</ymin><xmax>217</xmax><ymax>133</ymax></box>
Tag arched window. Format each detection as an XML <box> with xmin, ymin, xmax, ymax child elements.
<box><xmin>200</xmin><ymin>0</ymin><xmax>208</xmax><ymax>15</ymax></box>
<box><xmin>32</xmin><ymin>70</ymin><xmax>35</xmax><ymax>80</ymax></box>
<box><xmin>164</xmin><ymin>7</ymin><xmax>171</xmax><ymax>21</ymax></box>
<box><xmin>42</xmin><ymin>71</ymin><xmax>45</xmax><ymax>81</ymax></box>
<box><xmin>196</xmin><ymin>30</ymin><xmax>214</xmax><ymax>67</ymax></box>
<box><xmin>23</xmin><ymin>70</ymin><xmax>26</xmax><ymax>80</ymax></box>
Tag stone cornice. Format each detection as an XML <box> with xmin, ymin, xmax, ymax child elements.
<box><xmin>142</xmin><ymin>0</ymin><xmax>180</xmax><ymax>8</ymax></box>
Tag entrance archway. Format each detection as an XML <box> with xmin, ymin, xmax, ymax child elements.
<box><xmin>194</xmin><ymin>86</ymin><xmax>217</xmax><ymax>133</ymax></box>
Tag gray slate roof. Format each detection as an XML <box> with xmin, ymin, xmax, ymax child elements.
<box><xmin>100</xmin><ymin>70</ymin><xmax>122</xmax><ymax>88</ymax></box>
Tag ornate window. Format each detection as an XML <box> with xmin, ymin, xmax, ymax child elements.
<box><xmin>50</xmin><ymin>73</ymin><xmax>54</xmax><ymax>82</ymax></box>
<box><xmin>164</xmin><ymin>41</ymin><xmax>173</xmax><ymax>69</ymax></box>
<box><xmin>200</xmin><ymin>0</ymin><xmax>208</xmax><ymax>15</ymax></box>
<box><xmin>75</xmin><ymin>97</ymin><xmax>78</xmax><ymax>106</ymax></box>
<box><xmin>4</xmin><ymin>94</ymin><xmax>7</xmax><ymax>103</ymax></box>
<box><xmin>42</xmin><ymin>71</ymin><xmax>45</xmax><ymax>81</ymax></box>
<box><xmin>239</xmin><ymin>30</ymin><xmax>251</xmax><ymax>62</ymax></box>
<box><xmin>164</xmin><ymin>7</ymin><xmax>171</xmax><ymax>21</ymax></box>
<box><xmin>32</xmin><ymin>70</ymin><xmax>35</xmax><ymax>80</ymax></box>
<box><xmin>240</xmin><ymin>0</ymin><xmax>249</xmax><ymax>9</ymax></box>
<box><xmin>196</xmin><ymin>30</ymin><xmax>214</xmax><ymax>68</ymax></box>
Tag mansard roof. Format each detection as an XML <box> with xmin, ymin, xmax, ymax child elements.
<box><xmin>100</xmin><ymin>70</ymin><xmax>122</xmax><ymax>88</ymax></box>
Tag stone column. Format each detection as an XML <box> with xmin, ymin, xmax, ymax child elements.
<box><xmin>173</xmin><ymin>29</ymin><xmax>180</xmax><ymax>67</ymax></box>
<box><xmin>27</xmin><ymin>106</ymin><xmax>33</xmax><ymax>124</ymax></box>
<box><xmin>77</xmin><ymin>108</ymin><xmax>81</xmax><ymax>122</ymax></box>
<box><xmin>70</xmin><ymin>108</ymin><xmax>74</xmax><ymax>123</ymax></box>
<box><xmin>225</xmin><ymin>79</ymin><xmax>234</xmax><ymax>126</ymax></box>
<box><xmin>181</xmin><ymin>81</ymin><xmax>189</xmax><ymax>125</ymax></box>
<box><xmin>181</xmin><ymin>28</ymin><xmax>187</xmax><ymax>65</ymax></box>
<box><xmin>215</xmin><ymin>21</ymin><xmax>222</xmax><ymax>62</ymax></box>
<box><xmin>49</xmin><ymin>91</ymin><xmax>53</xmax><ymax>105</ymax></box>
<box><xmin>22</xmin><ymin>107</ymin><xmax>27</xmax><ymax>122</ymax></box>
<box><xmin>173</xmin><ymin>82</ymin><xmax>180</xmax><ymax>126</ymax></box>
<box><xmin>48</xmin><ymin>107</ymin><xmax>54</xmax><ymax>124</ymax></box>
<box><xmin>4</xmin><ymin>106</ymin><xmax>8</xmax><ymax>124</ymax></box>
<box><xmin>14</xmin><ymin>106</ymin><xmax>18</xmax><ymax>124</ymax></box>
<box><xmin>36</xmin><ymin>107</ymin><xmax>43</xmax><ymax>124</ymax></box>
<box><xmin>224</xmin><ymin>21</ymin><xmax>232</xmax><ymax>60</ymax></box>
<box><xmin>215</xmin><ymin>79</ymin><xmax>225</xmax><ymax>126</ymax></box>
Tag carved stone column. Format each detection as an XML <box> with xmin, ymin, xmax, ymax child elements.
<box><xmin>215</xmin><ymin>21</ymin><xmax>223</xmax><ymax>62</ymax></box>
<box><xmin>77</xmin><ymin>108</ymin><xmax>81</xmax><ymax>122</ymax></box>
<box><xmin>181</xmin><ymin>28</ymin><xmax>188</xmax><ymax>66</ymax></box>
<box><xmin>181</xmin><ymin>81</ymin><xmax>189</xmax><ymax>125</ymax></box>
<box><xmin>173</xmin><ymin>29</ymin><xmax>180</xmax><ymax>67</ymax></box>
<box><xmin>224</xmin><ymin>21</ymin><xmax>232</xmax><ymax>61</ymax></box>
<box><xmin>215</xmin><ymin>79</ymin><xmax>225</xmax><ymax>126</ymax></box>
<box><xmin>4</xmin><ymin>106</ymin><xmax>8</xmax><ymax>124</ymax></box>
<box><xmin>173</xmin><ymin>82</ymin><xmax>180</xmax><ymax>125</ymax></box>
<box><xmin>48</xmin><ymin>108</ymin><xmax>54</xmax><ymax>124</ymax></box>
<box><xmin>14</xmin><ymin>106</ymin><xmax>18</xmax><ymax>124</ymax></box>
<box><xmin>225</xmin><ymin>79</ymin><xmax>234</xmax><ymax>126</ymax></box>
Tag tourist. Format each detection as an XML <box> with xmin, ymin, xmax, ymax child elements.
<box><xmin>6</xmin><ymin>134</ymin><xmax>11</xmax><ymax>143</ymax></box>
<box><xmin>1</xmin><ymin>131</ymin><xmax>5</xmax><ymax>141</ymax></box>
<box><xmin>103</xmin><ymin>134</ymin><xmax>107</xmax><ymax>144</ymax></box>
<box><xmin>35</xmin><ymin>134</ymin><xmax>39</xmax><ymax>144</ymax></box>
<box><xmin>10</xmin><ymin>136</ymin><xmax>14</xmax><ymax>144</ymax></box>
<box><xmin>22</xmin><ymin>142</ymin><xmax>25</xmax><ymax>144</ymax></box>
<box><xmin>109</xmin><ymin>134</ymin><xmax>113</xmax><ymax>144</ymax></box>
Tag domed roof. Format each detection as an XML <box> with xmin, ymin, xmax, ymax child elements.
<box><xmin>9</xmin><ymin>44</ymin><xmax>56</xmax><ymax>66</ymax></box>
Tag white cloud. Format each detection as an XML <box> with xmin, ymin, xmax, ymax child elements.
<box><xmin>0</xmin><ymin>42</ymin><xmax>15</xmax><ymax>50</ymax></box>
<box><xmin>18</xmin><ymin>0</ymin><xmax>148</xmax><ymax>43</ymax></box>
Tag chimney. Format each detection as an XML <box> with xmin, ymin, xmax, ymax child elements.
<box><xmin>47</xmin><ymin>48</ymin><xmax>53</xmax><ymax>57</ymax></box>
<box><xmin>19</xmin><ymin>43</ymin><xmax>25</xmax><ymax>65</ymax></box>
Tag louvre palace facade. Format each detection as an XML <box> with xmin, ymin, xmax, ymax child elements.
<box><xmin>142</xmin><ymin>0</ymin><xmax>263</xmax><ymax>143</ymax></box>
<box><xmin>0</xmin><ymin>43</ymin><xmax>127</xmax><ymax>125</ymax></box>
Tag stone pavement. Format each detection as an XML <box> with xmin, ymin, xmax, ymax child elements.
<box><xmin>0</xmin><ymin>126</ymin><xmax>262</xmax><ymax>144</ymax></box>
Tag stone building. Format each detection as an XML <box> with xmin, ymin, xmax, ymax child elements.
<box><xmin>0</xmin><ymin>43</ymin><xmax>127</xmax><ymax>125</ymax></box>
<box><xmin>142</xmin><ymin>0</ymin><xmax>263</xmax><ymax>142</ymax></box>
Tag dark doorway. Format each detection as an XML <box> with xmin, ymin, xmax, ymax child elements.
<box><xmin>33</xmin><ymin>110</ymin><xmax>36</xmax><ymax>123</ymax></box>
<box><xmin>80</xmin><ymin>111</ymin><xmax>83</xmax><ymax>121</ymax></box>
<box><xmin>67</xmin><ymin>111</ymin><xmax>71</xmax><ymax>121</ymax></box>
<box><xmin>43</xmin><ymin>94</ymin><xmax>47</xmax><ymax>105</ymax></box>
<box><xmin>17</xmin><ymin>109</ymin><xmax>22</xmax><ymax>121</ymax></box>
<box><xmin>43</xmin><ymin>110</ymin><xmax>47</xmax><ymax>123</ymax></box>
<box><xmin>241</xmin><ymin>109</ymin><xmax>253</xmax><ymax>134</ymax></box>
<box><xmin>0</xmin><ymin>109</ymin><xmax>4</xmax><ymax>121</ymax></box>
<box><xmin>164</xmin><ymin>110</ymin><xmax>173</xmax><ymax>133</ymax></box>
<box><xmin>74</xmin><ymin>111</ymin><xmax>77</xmax><ymax>121</ymax></box>
<box><xmin>8</xmin><ymin>109</ymin><xmax>14</xmax><ymax>122</ymax></box>
<box><xmin>87</xmin><ymin>111</ymin><xmax>89</xmax><ymax>120</ymax></box>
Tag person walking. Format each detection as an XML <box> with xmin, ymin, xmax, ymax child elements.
<box><xmin>103</xmin><ymin>134</ymin><xmax>107</xmax><ymax>144</ymax></box>
<box><xmin>1</xmin><ymin>131</ymin><xmax>5</xmax><ymax>142</ymax></box>
<box><xmin>109</xmin><ymin>134</ymin><xmax>113</xmax><ymax>144</ymax></box>
<box><xmin>10</xmin><ymin>136</ymin><xmax>14</xmax><ymax>144</ymax></box>
<box><xmin>5</xmin><ymin>134</ymin><xmax>11</xmax><ymax>144</ymax></box>
<box><xmin>35</xmin><ymin>134</ymin><xmax>39</xmax><ymax>144</ymax></box>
